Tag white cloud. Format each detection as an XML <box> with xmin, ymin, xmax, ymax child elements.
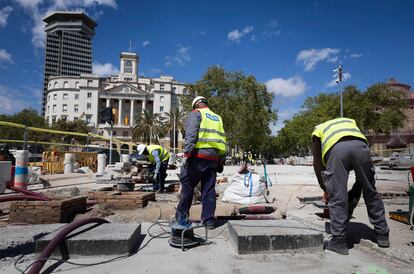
<box><xmin>349</xmin><ymin>53</ymin><xmax>363</xmax><ymax>58</ymax></box>
<box><xmin>0</xmin><ymin>49</ymin><xmax>14</xmax><ymax>64</ymax></box>
<box><xmin>0</xmin><ymin>6</ymin><xmax>13</xmax><ymax>28</ymax></box>
<box><xmin>14</xmin><ymin>0</ymin><xmax>118</xmax><ymax>49</ymax></box>
<box><xmin>271</xmin><ymin>107</ymin><xmax>299</xmax><ymax>135</ymax></box>
<box><xmin>92</xmin><ymin>61</ymin><xmax>119</xmax><ymax>76</ymax></box>
<box><xmin>326</xmin><ymin>72</ymin><xmax>351</xmax><ymax>87</ymax></box>
<box><xmin>0</xmin><ymin>84</ymin><xmax>41</xmax><ymax>114</ymax></box>
<box><xmin>227</xmin><ymin>25</ymin><xmax>254</xmax><ymax>43</ymax></box>
<box><xmin>264</xmin><ymin>19</ymin><xmax>280</xmax><ymax>37</ymax></box>
<box><xmin>265</xmin><ymin>75</ymin><xmax>308</xmax><ymax>97</ymax></box>
<box><xmin>142</xmin><ymin>40</ymin><xmax>150</xmax><ymax>47</ymax></box>
<box><xmin>164</xmin><ymin>45</ymin><xmax>191</xmax><ymax>67</ymax></box>
<box><xmin>296</xmin><ymin>48</ymin><xmax>340</xmax><ymax>71</ymax></box>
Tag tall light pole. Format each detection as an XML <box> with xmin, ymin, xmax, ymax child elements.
<box><xmin>333</xmin><ymin>64</ymin><xmax>344</xmax><ymax>117</ymax></box>
<box><xmin>173</xmin><ymin>112</ymin><xmax>176</xmax><ymax>154</ymax></box>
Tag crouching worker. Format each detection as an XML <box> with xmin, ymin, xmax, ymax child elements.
<box><xmin>174</xmin><ymin>96</ymin><xmax>227</xmax><ymax>230</ymax></box>
<box><xmin>137</xmin><ymin>144</ymin><xmax>169</xmax><ymax>192</ymax></box>
<box><xmin>312</xmin><ymin>117</ymin><xmax>390</xmax><ymax>255</ymax></box>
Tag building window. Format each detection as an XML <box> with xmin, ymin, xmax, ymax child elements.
<box><xmin>53</xmin><ymin>105</ymin><xmax>56</xmax><ymax>113</ymax></box>
<box><xmin>62</xmin><ymin>104</ymin><xmax>67</xmax><ymax>112</ymax></box>
<box><xmin>160</xmin><ymin>84</ymin><xmax>165</xmax><ymax>91</ymax></box>
<box><xmin>183</xmin><ymin>88</ymin><xmax>188</xmax><ymax>94</ymax></box>
<box><xmin>75</xmin><ymin>82</ymin><xmax>79</xmax><ymax>89</ymax></box>
<box><xmin>74</xmin><ymin>117</ymin><xmax>78</xmax><ymax>121</ymax></box>
<box><xmin>46</xmin><ymin>116</ymin><xmax>49</xmax><ymax>123</ymax></box>
<box><xmin>75</xmin><ymin>93</ymin><xmax>79</xmax><ymax>100</ymax></box>
<box><xmin>52</xmin><ymin>116</ymin><xmax>56</xmax><ymax>124</ymax></box>
<box><xmin>87</xmin><ymin>103</ymin><xmax>92</xmax><ymax>109</ymax></box>
<box><xmin>172</xmin><ymin>86</ymin><xmax>177</xmax><ymax>92</ymax></box>
<box><xmin>61</xmin><ymin>115</ymin><xmax>67</xmax><ymax>121</ymax></box>
<box><xmin>113</xmin><ymin>131</ymin><xmax>116</xmax><ymax>136</ymax></box>
<box><xmin>87</xmin><ymin>92</ymin><xmax>92</xmax><ymax>98</ymax></box>
<box><xmin>87</xmin><ymin>80</ymin><xmax>93</xmax><ymax>86</ymax></box>
<box><xmin>85</xmin><ymin>115</ymin><xmax>92</xmax><ymax>123</ymax></box>
<box><xmin>74</xmin><ymin>104</ymin><xmax>79</xmax><ymax>112</ymax></box>
<box><xmin>123</xmin><ymin>87</ymin><xmax>130</xmax><ymax>93</ymax></box>
<box><xmin>63</xmin><ymin>93</ymin><xmax>68</xmax><ymax>99</ymax></box>
<box><xmin>63</xmin><ymin>81</ymin><xmax>69</xmax><ymax>88</ymax></box>
<box><xmin>160</xmin><ymin>106</ymin><xmax>164</xmax><ymax>112</ymax></box>
<box><xmin>160</xmin><ymin>95</ymin><xmax>165</xmax><ymax>102</ymax></box>
<box><xmin>47</xmin><ymin>105</ymin><xmax>50</xmax><ymax>114</ymax></box>
<box><xmin>54</xmin><ymin>82</ymin><xmax>58</xmax><ymax>89</ymax></box>
<box><xmin>53</xmin><ymin>94</ymin><xmax>57</xmax><ymax>100</ymax></box>
<box><xmin>124</xmin><ymin>60</ymin><xmax>133</xmax><ymax>73</ymax></box>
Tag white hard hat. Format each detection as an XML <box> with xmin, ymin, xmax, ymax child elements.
<box><xmin>137</xmin><ymin>144</ymin><xmax>146</xmax><ymax>155</ymax></box>
<box><xmin>192</xmin><ymin>96</ymin><xmax>206</xmax><ymax>109</ymax></box>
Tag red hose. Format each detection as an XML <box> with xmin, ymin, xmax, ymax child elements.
<box><xmin>0</xmin><ymin>194</ymin><xmax>49</xmax><ymax>202</ymax></box>
<box><xmin>238</xmin><ymin>206</ymin><xmax>276</xmax><ymax>215</ymax></box>
<box><xmin>28</xmin><ymin>217</ymin><xmax>109</xmax><ymax>274</ymax></box>
<box><xmin>6</xmin><ymin>186</ymin><xmax>50</xmax><ymax>200</ymax></box>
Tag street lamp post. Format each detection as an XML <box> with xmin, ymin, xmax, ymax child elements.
<box><xmin>333</xmin><ymin>64</ymin><xmax>344</xmax><ymax>117</ymax></box>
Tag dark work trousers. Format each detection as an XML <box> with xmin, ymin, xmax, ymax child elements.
<box><xmin>323</xmin><ymin>140</ymin><xmax>390</xmax><ymax>237</ymax></box>
<box><xmin>153</xmin><ymin>160</ymin><xmax>169</xmax><ymax>191</ymax></box>
<box><xmin>176</xmin><ymin>157</ymin><xmax>217</xmax><ymax>223</ymax></box>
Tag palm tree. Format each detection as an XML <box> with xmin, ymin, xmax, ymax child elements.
<box><xmin>132</xmin><ymin>110</ymin><xmax>165</xmax><ymax>144</ymax></box>
<box><xmin>163</xmin><ymin>108</ymin><xmax>187</xmax><ymax>151</ymax></box>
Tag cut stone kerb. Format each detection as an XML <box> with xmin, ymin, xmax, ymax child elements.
<box><xmin>228</xmin><ymin>220</ymin><xmax>323</xmax><ymax>254</ymax></box>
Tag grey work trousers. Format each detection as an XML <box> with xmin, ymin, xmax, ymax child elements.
<box><xmin>323</xmin><ymin>140</ymin><xmax>390</xmax><ymax>237</ymax></box>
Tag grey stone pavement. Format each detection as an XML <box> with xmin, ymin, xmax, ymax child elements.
<box><xmin>0</xmin><ymin>165</ymin><xmax>413</xmax><ymax>273</ymax></box>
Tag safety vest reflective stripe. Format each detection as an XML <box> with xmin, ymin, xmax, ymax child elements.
<box><xmin>147</xmin><ymin>145</ymin><xmax>169</xmax><ymax>162</ymax></box>
<box><xmin>322</xmin><ymin>128</ymin><xmax>363</xmax><ymax>150</ymax></box>
<box><xmin>198</xmin><ymin>128</ymin><xmax>226</xmax><ymax>137</ymax></box>
<box><xmin>195</xmin><ymin>108</ymin><xmax>227</xmax><ymax>155</ymax></box>
<box><xmin>322</xmin><ymin>119</ymin><xmax>354</xmax><ymax>134</ymax></box>
<box><xmin>197</xmin><ymin>138</ymin><xmax>227</xmax><ymax>144</ymax></box>
<box><xmin>312</xmin><ymin>117</ymin><xmax>367</xmax><ymax>165</ymax></box>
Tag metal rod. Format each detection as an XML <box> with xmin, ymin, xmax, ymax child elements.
<box><xmin>109</xmin><ymin>124</ymin><xmax>113</xmax><ymax>165</ymax></box>
<box><xmin>173</xmin><ymin>112</ymin><xmax>176</xmax><ymax>153</ymax></box>
<box><xmin>340</xmin><ymin>80</ymin><xmax>343</xmax><ymax>117</ymax></box>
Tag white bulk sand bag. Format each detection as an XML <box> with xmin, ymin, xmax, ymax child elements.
<box><xmin>222</xmin><ymin>172</ymin><xmax>266</xmax><ymax>204</ymax></box>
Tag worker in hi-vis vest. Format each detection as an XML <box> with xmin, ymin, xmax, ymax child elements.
<box><xmin>312</xmin><ymin>117</ymin><xmax>390</xmax><ymax>255</ymax></box>
<box><xmin>174</xmin><ymin>96</ymin><xmax>226</xmax><ymax>230</ymax></box>
<box><xmin>137</xmin><ymin>144</ymin><xmax>170</xmax><ymax>192</ymax></box>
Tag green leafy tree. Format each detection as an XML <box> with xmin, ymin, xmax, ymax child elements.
<box><xmin>132</xmin><ymin>110</ymin><xmax>165</xmax><ymax>144</ymax></box>
<box><xmin>162</xmin><ymin>108</ymin><xmax>187</xmax><ymax>150</ymax></box>
<box><xmin>181</xmin><ymin>66</ymin><xmax>277</xmax><ymax>153</ymax></box>
<box><xmin>51</xmin><ymin>118</ymin><xmax>89</xmax><ymax>144</ymax></box>
<box><xmin>274</xmin><ymin>84</ymin><xmax>407</xmax><ymax>156</ymax></box>
<box><xmin>0</xmin><ymin>108</ymin><xmax>49</xmax><ymax>143</ymax></box>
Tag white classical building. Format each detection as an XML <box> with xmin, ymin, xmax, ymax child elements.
<box><xmin>44</xmin><ymin>52</ymin><xmax>188</xmax><ymax>151</ymax></box>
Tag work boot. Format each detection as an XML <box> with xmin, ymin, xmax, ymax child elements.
<box><xmin>376</xmin><ymin>232</ymin><xmax>390</xmax><ymax>248</ymax></box>
<box><xmin>202</xmin><ymin>219</ymin><xmax>217</xmax><ymax>230</ymax></box>
<box><xmin>324</xmin><ymin>236</ymin><xmax>349</xmax><ymax>255</ymax></box>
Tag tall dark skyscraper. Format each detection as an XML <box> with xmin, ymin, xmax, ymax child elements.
<box><xmin>42</xmin><ymin>11</ymin><xmax>97</xmax><ymax>114</ymax></box>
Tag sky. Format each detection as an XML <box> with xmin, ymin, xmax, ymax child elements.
<box><xmin>0</xmin><ymin>0</ymin><xmax>413</xmax><ymax>135</ymax></box>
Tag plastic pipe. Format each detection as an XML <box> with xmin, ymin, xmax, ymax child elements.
<box><xmin>97</xmin><ymin>154</ymin><xmax>107</xmax><ymax>175</ymax></box>
<box><xmin>64</xmin><ymin>153</ymin><xmax>75</xmax><ymax>174</ymax></box>
<box><xmin>0</xmin><ymin>161</ymin><xmax>11</xmax><ymax>194</ymax></box>
<box><xmin>14</xmin><ymin>150</ymin><xmax>29</xmax><ymax>189</ymax></box>
<box><xmin>7</xmin><ymin>185</ymin><xmax>49</xmax><ymax>200</ymax></box>
<box><xmin>28</xmin><ymin>217</ymin><xmax>109</xmax><ymax>274</ymax></box>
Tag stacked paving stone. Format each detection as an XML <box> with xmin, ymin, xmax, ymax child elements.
<box><xmin>88</xmin><ymin>190</ymin><xmax>156</xmax><ymax>209</ymax></box>
<box><xmin>9</xmin><ymin>196</ymin><xmax>87</xmax><ymax>224</ymax></box>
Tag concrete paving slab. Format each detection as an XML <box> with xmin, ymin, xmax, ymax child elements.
<box><xmin>228</xmin><ymin>219</ymin><xmax>323</xmax><ymax>254</ymax></box>
<box><xmin>35</xmin><ymin>223</ymin><xmax>141</xmax><ymax>257</ymax></box>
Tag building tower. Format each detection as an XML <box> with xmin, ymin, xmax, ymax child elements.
<box><xmin>42</xmin><ymin>11</ymin><xmax>97</xmax><ymax>115</ymax></box>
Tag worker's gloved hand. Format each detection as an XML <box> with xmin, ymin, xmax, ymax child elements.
<box><xmin>216</xmin><ymin>164</ymin><xmax>224</xmax><ymax>173</ymax></box>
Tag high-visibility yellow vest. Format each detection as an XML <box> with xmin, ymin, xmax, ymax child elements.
<box><xmin>312</xmin><ymin>117</ymin><xmax>367</xmax><ymax>165</ymax></box>
<box><xmin>147</xmin><ymin>145</ymin><xmax>169</xmax><ymax>162</ymax></box>
<box><xmin>195</xmin><ymin>108</ymin><xmax>227</xmax><ymax>155</ymax></box>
